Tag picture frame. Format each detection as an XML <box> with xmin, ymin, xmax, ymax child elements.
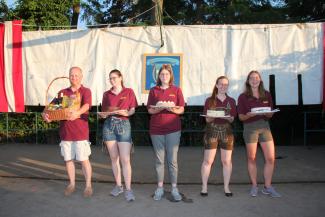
<box><xmin>142</xmin><ymin>53</ymin><xmax>183</xmax><ymax>93</ymax></box>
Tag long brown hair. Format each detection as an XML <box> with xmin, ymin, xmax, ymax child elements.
<box><xmin>156</xmin><ymin>64</ymin><xmax>174</xmax><ymax>86</ymax></box>
<box><xmin>244</xmin><ymin>70</ymin><xmax>267</xmax><ymax>100</ymax></box>
<box><xmin>109</xmin><ymin>69</ymin><xmax>124</xmax><ymax>87</ymax></box>
<box><xmin>207</xmin><ymin>76</ymin><xmax>229</xmax><ymax>108</ymax></box>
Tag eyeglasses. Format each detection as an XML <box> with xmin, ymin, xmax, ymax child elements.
<box><xmin>109</xmin><ymin>77</ymin><xmax>119</xmax><ymax>80</ymax></box>
<box><xmin>249</xmin><ymin>77</ymin><xmax>260</xmax><ymax>81</ymax></box>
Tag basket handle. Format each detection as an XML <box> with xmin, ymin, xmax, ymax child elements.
<box><xmin>45</xmin><ymin>76</ymin><xmax>69</xmax><ymax>108</ymax></box>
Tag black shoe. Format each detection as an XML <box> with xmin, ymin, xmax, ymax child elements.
<box><xmin>200</xmin><ymin>192</ymin><xmax>208</xmax><ymax>197</ymax></box>
<box><xmin>225</xmin><ymin>192</ymin><xmax>233</xmax><ymax>197</ymax></box>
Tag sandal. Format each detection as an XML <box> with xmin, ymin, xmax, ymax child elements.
<box><xmin>83</xmin><ymin>186</ymin><xmax>93</xmax><ymax>198</ymax></box>
<box><xmin>64</xmin><ymin>185</ymin><xmax>75</xmax><ymax>196</ymax></box>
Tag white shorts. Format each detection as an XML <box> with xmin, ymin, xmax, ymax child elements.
<box><xmin>59</xmin><ymin>140</ymin><xmax>91</xmax><ymax>161</ymax></box>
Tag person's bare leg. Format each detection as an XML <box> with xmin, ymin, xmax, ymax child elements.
<box><xmin>260</xmin><ymin>141</ymin><xmax>275</xmax><ymax>187</ymax></box>
<box><xmin>64</xmin><ymin>160</ymin><xmax>76</xmax><ymax>196</ymax></box>
<box><xmin>246</xmin><ymin>143</ymin><xmax>258</xmax><ymax>187</ymax></box>
<box><xmin>106</xmin><ymin>141</ymin><xmax>122</xmax><ymax>186</ymax></box>
<box><xmin>221</xmin><ymin>149</ymin><xmax>232</xmax><ymax>193</ymax></box>
<box><xmin>81</xmin><ymin>159</ymin><xmax>93</xmax><ymax>197</ymax></box>
<box><xmin>118</xmin><ymin>142</ymin><xmax>132</xmax><ymax>190</ymax></box>
<box><xmin>201</xmin><ymin>149</ymin><xmax>217</xmax><ymax>193</ymax></box>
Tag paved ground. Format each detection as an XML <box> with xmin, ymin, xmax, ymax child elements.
<box><xmin>0</xmin><ymin>178</ymin><xmax>324</xmax><ymax>217</ymax></box>
<box><xmin>0</xmin><ymin>144</ymin><xmax>325</xmax><ymax>217</ymax></box>
<box><xmin>1</xmin><ymin>144</ymin><xmax>325</xmax><ymax>183</ymax></box>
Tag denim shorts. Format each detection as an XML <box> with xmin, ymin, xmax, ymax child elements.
<box><xmin>103</xmin><ymin>117</ymin><xmax>132</xmax><ymax>143</ymax></box>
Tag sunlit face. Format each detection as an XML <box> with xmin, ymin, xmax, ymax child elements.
<box><xmin>248</xmin><ymin>72</ymin><xmax>261</xmax><ymax>89</ymax></box>
<box><xmin>69</xmin><ymin>68</ymin><xmax>82</xmax><ymax>87</ymax></box>
<box><xmin>216</xmin><ymin>78</ymin><xmax>229</xmax><ymax>94</ymax></box>
<box><xmin>159</xmin><ymin>69</ymin><xmax>171</xmax><ymax>85</ymax></box>
<box><xmin>109</xmin><ymin>72</ymin><xmax>122</xmax><ymax>87</ymax></box>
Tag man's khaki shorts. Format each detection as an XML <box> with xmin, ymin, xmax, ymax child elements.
<box><xmin>60</xmin><ymin>140</ymin><xmax>91</xmax><ymax>161</ymax></box>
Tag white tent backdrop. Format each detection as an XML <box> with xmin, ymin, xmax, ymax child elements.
<box><xmin>22</xmin><ymin>23</ymin><xmax>323</xmax><ymax>106</ymax></box>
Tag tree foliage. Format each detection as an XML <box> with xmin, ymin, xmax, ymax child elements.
<box><xmin>81</xmin><ymin>0</ymin><xmax>325</xmax><ymax>27</ymax></box>
<box><xmin>2</xmin><ymin>0</ymin><xmax>81</xmax><ymax>31</ymax></box>
<box><xmin>1</xmin><ymin>0</ymin><xmax>324</xmax><ymax>29</ymax></box>
<box><xmin>283</xmin><ymin>0</ymin><xmax>325</xmax><ymax>22</ymax></box>
<box><xmin>0</xmin><ymin>0</ymin><xmax>10</xmax><ymax>22</ymax></box>
<box><xmin>81</xmin><ymin>0</ymin><xmax>152</xmax><ymax>26</ymax></box>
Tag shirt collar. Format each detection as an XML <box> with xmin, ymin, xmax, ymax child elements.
<box><xmin>68</xmin><ymin>85</ymin><xmax>83</xmax><ymax>92</ymax></box>
<box><xmin>109</xmin><ymin>86</ymin><xmax>125</xmax><ymax>95</ymax></box>
<box><xmin>156</xmin><ymin>85</ymin><xmax>173</xmax><ymax>90</ymax></box>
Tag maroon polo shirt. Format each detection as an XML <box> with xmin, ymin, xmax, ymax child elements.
<box><xmin>203</xmin><ymin>95</ymin><xmax>237</xmax><ymax>124</ymax></box>
<box><xmin>101</xmin><ymin>87</ymin><xmax>138</xmax><ymax>120</ymax></box>
<box><xmin>147</xmin><ymin>85</ymin><xmax>185</xmax><ymax>135</ymax></box>
<box><xmin>59</xmin><ymin>85</ymin><xmax>92</xmax><ymax>141</ymax></box>
<box><xmin>237</xmin><ymin>91</ymin><xmax>274</xmax><ymax>124</ymax></box>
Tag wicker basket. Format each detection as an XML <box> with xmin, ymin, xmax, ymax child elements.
<box><xmin>45</xmin><ymin>108</ymin><xmax>71</xmax><ymax>121</ymax></box>
<box><xmin>44</xmin><ymin>76</ymin><xmax>71</xmax><ymax>121</ymax></box>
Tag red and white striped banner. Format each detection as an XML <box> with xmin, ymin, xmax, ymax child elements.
<box><xmin>0</xmin><ymin>20</ymin><xmax>24</xmax><ymax>112</ymax></box>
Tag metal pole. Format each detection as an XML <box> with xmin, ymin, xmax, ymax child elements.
<box><xmin>96</xmin><ymin>87</ymin><xmax>99</xmax><ymax>145</ymax></box>
<box><xmin>96</xmin><ymin>106</ymin><xmax>99</xmax><ymax>145</ymax></box>
<box><xmin>303</xmin><ymin>112</ymin><xmax>306</xmax><ymax>147</ymax></box>
<box><xmin>35</xmin><ymin>112</ymin><xmax>38</xmax><ymax>144</ymax></box>
<box><xmin>6</xmin><ymin>113</ymin><xmax>9</xmax><ymax>143</ymax></box>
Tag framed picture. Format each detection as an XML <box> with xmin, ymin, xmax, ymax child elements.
<box><xmin>142</xmin><ymin>53</ymin><xmax>183</xmax><ymax>93</ymax></box>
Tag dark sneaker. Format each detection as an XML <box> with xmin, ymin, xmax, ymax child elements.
<box><xmin>262</xmin><ymin>186</ymin><xmax>281</xmax><ymax>198</ymax></box>
<box><xmin>110</xmin><ymin>185</ymin><xmax>123</xmax><ymax>197</ymax></box>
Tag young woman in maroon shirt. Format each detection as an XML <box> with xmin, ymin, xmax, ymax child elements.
<box><xmin>201</xmin><ymin>76</ymin><xmax>237</xmax><ymax>197</ymax></box>
<box><xmin>147</xmin><ymin>64</ymin><xmax>185</xmax><ymax>201</ymax></box>
<box><xmin>237</xmin><ymin>70</ymin><xmax>281</xmax><ymax>197</ymax></box>
<box><xmin>99</xmin><ymin>69</ymin><xmax>138</xmax><ymax>202</ymax></box>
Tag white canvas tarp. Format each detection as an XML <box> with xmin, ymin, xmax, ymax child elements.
<box><xmin>22</xmin><ymin>23</ymin><xmax>323</xmax><ymax>106</ymax></box>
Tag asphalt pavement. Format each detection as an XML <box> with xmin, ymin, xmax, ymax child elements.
<box><xmin>0</xmin><ymin>143</ymin><xmax>325</xmax><ymax>217</ymax></box>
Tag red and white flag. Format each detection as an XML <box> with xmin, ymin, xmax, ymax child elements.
<box><xmin>0</xmin><ymin>20</ymin><xmax>24</xmax><ymax>112</ymax></box>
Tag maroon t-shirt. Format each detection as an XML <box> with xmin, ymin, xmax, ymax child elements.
<box><xmin>237</xmin><ymin>91</ymin><xmax>273</xmax><ymax>124</ymax></box>
<box><xmin>59</xmin><ymin>85</ymin><xmax>92</xmax><ymax>141</ymax></box>
<box><xmin>147</xmin><ymin>85</ymin><xmax>185</xmax><ymax>135</ymax></box>
<box><xmin>203</xmin><ymin>95</ymin><xmax>237</xmax><ymax>124</ymax></box>
<box><xmin>101</xmin><ymin>87</ymin><xmax>138</xmax><ymax>120</ymax></box>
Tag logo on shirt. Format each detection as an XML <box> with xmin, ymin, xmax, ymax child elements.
<box><xmin>262</xmin><ymin>100</ymin><xmax>269</xmax><ymax>104</ymax></box>
<box><xmin>120</xmin><ymin>96</ymin><xmax>127</xmax><ymax>100</ymax></box>
<box><xmin>226</xmin><ymin>102</ymin><xmax>232</xmax><ymax>110</ymax></box>
<box><xmin>169</xmin><ymin>94</ymin><xmax>176</xmax><ymax>97</ymax></box>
